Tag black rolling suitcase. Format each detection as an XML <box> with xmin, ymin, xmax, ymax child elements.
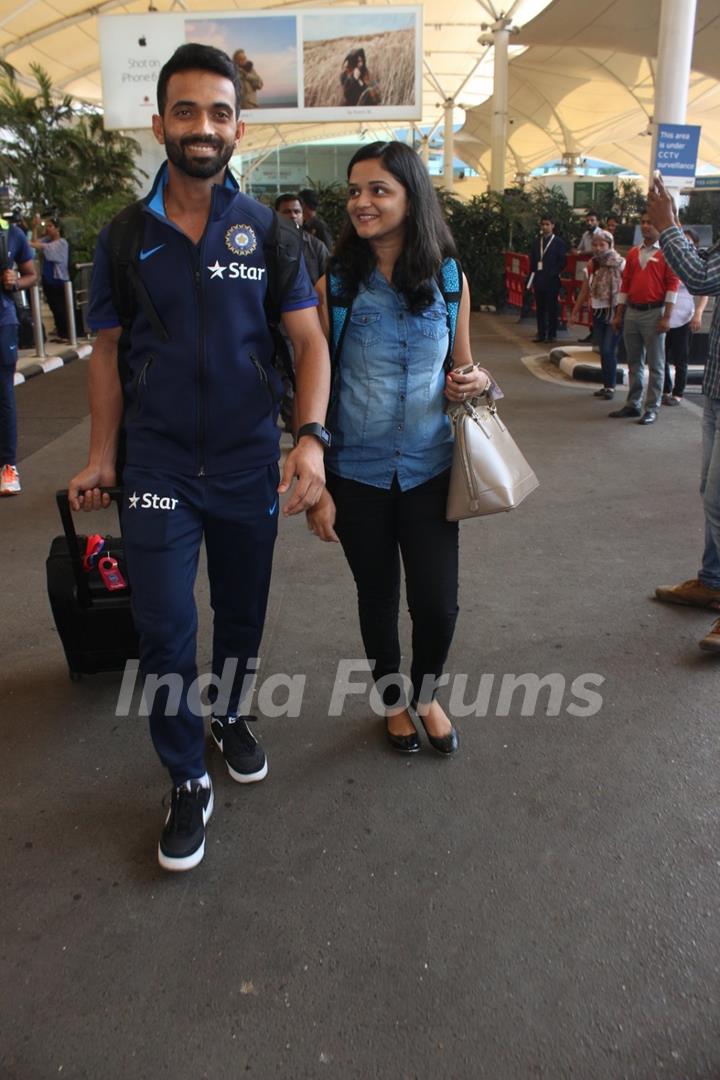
<box><xmin>46</xmin><ymin>489</ymin><xmax>139</xmax><ymax>679</ymax></box>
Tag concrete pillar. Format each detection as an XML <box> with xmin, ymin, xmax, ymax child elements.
<box><xmin>443</xmin><ymin>99</ymin><xmax>454</xmax><ymax>192</ymax></box>
<box><xmin>650</xmin><ymin>0</ymin><xmax>698</xmax><ymax>198</ymax></box>
<box><xmin>490</xmin><ymin>23</ymin><xmax>510</xmax><ymax>192</ymax></box>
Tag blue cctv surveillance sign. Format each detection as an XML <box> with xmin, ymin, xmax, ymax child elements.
<box><xmin>654</xmin><ymin>123</ymin><xmax>701</xmax><ymax>179</ymax></box>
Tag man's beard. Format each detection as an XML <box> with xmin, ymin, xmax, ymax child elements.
<box><xmin>165</xmin><ymin>135</ymin><xmax>235</xmax><ymax>179</ymax></box>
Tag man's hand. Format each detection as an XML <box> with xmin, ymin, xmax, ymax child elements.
<box><xmin>68</xmin><ymin>464</ymin><xmax>117</xmax><ymax>512</ymax></box>
<box><xmin>656</xmin><ymin>316</ymin><xmax>670</xmax><ymax>334</ymax></box>
<box><xmin>2</xmin><ymin>268</ymin><xmax>16</xmax><ymax>291</ymax></box>
<box><xmin>647</xmin><ymin>174</ymin><xmax>680</xmax><ymax>233</ymax></box>
<box><xmin>278</xmin><ymin>437</ymin><xmax>325</xmax><ymax>516</ymax></box>
<box><xmin>306</xmin><ymin>488</ymin><xmax>339</xmax><ymax>543</ymax></box>
<box><xmin>611</xmin><ymin>312</ymin><xmax>623</xmax><ymax>334</ymax></box>
<box><xmin>690</xmin><ymin>313</ymin><xmax>703</xmax><ymax>333</ymax></box>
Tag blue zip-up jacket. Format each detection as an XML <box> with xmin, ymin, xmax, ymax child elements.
<box><xmin>88</xmin><ymin>164</ymin><xmax>318</xmax><ymax>477</ymax></box>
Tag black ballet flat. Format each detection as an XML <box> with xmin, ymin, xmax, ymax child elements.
<box><xmin>418</xmin><ymin>716</ymin><xmax>459</xmax><ymax>756</ymax></box>
<box><xmin>385</xmin><ymin>722</ymin><xmax>421</xmax><ymax>754</ymax></box>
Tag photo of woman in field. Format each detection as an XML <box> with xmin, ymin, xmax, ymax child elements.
<box><xmin>340</xmin><ymin>47</ymin><xmax>382</xmax><ymax>107</ymax></box>
<box><xmin>303</xmin><ymin>12</ymin><xmax>416</xmax><ymax>110</ymax></box>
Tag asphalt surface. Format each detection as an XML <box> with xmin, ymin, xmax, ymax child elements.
<box><xmin>1</xmin><ymin>315</ymin><xmax>719</xmax><ymax>1080</ymax></box>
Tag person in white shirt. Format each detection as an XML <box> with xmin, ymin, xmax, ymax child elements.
<box><xmin>662</xmin><ymin>228</ymin><xmax>709</xmax><ymax>406</ymax></box>
<box><xmin>575</xmin><ymin>209</ymin><xmax>602</xmax><ymax>255</ymax></box>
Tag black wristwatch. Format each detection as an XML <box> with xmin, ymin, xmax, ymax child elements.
<box><xmin>296</xmin><ymin>422</ymin><xmax>332</xmax><ymax>449</ymax></box>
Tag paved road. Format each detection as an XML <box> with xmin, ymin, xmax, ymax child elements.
<box><xmin>1</xmin><ymin>316</ymin><xmax>718</xmax><ymax>1079</ymax></box>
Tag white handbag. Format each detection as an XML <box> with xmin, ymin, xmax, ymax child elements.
<box><xmin>446</xmin><ymin>395</ymin><xmax>539</xmax><ymax>520</ymax></box>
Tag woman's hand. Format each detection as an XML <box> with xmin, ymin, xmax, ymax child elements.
<box><xmin>445</xmin><ymin>364</ymin><xmax>491</xmax><ymax>404</ymax></box>
<box><xmin>306</xmin><ymin>488</ymin><xmax>339</xmax><ymax>543</ymax></box>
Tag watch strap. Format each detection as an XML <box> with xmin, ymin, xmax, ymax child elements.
<box><xmin>296</xmin><ymin>422</ymin><xmax>332</xmax><ymax>449</ymax></box>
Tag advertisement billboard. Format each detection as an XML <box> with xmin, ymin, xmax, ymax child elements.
<box><xmin>99</xmin><ymin>8</ymin><xmax>422</xmax><ymax>129</ymax></box>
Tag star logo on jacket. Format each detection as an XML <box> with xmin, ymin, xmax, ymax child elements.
<box><xmin>225</xmin><ymin>224</ymin><xmax>257</xmax><ymax>257</ymax></box>
<box><xmin>208</xmin><ymin>261</ymin><xmax>226</xmax><ymax>279</ymax></box>
<box><xmin>128</xmin><ymin>491</ymin><xmax>140</xmax><ymax>509</ymax></box>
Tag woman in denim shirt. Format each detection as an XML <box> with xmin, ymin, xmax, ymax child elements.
<box><xmin>309</xmin><ymin>141</ymin><xmax>492</xmax><ymax>755</ymax></box>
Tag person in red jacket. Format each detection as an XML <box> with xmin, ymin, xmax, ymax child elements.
<box><xmin>608</xmin><ymin>213</ymin><xmax>680</xmax><ymax>425</ymax></box>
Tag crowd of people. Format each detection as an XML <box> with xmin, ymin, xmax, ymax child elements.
<box><xmin>529</xmin><ymin>207</ymin><xmax>710</xmax><ymax>424</ymax></box>
<box><xmin>1</xmin><ymin>42</ymin><xmax>717</xmax><ymax>873</ymax></box>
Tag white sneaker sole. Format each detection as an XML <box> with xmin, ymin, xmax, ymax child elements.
<box><xmin>157</xmin><ymin>787</ymin><xmax>214</xmax><ymax>872</ymax></box>
<box><xmin>210</xmin><ymin>727</ymin><xmax>268</xmax><ymax>784</ymax></box>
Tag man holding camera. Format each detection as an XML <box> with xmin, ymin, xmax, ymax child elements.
<box><xmin>0</xmin><ymin>214</ymin><xmax>37</xmax><ymax>496</ymax></box>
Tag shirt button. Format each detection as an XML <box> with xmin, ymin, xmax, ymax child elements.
<box><xmin>400</xmin><ymin>393</ymin><xmax>405</xmax><ymax>401</ymax></box>
<box><xmin>397</xmin><ymin>424</ymin><xmax>403</xmax><ymax>431</ymax></box>
<box><xmin>400</xmin><ymin>341</ymin><xmax>407</xmax><ymax>347</ymax></box>
<box><xmin>395</xmin><ymin>450</ymin><xmax>401</xmax><ymax>456</ymax></box>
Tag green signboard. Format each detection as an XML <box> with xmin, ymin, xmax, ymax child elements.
<box><xmin>593</xmin><ymin>181</ymin><xmax>615</xmax><ymax>205</ymax></box>
<box><xmin>573</xmin><ymin>181</ymin><xmax>594</xmax><ymax>209</ymax></box>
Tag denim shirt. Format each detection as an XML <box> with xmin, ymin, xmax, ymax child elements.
<box><xmin>326</xmin><ymin>270</ymin><xmax>453</xmax><ymax>490</ymax></box>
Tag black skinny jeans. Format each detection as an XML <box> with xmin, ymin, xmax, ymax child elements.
<box><xmin>327</xmin><ymin>468</ymin><xmax>459</xmax><ymax>708</ymax></box>
<box><xmin>663</xmin><ymin>321</ymin><xmax>691</xmax><ymax>397</ymax></box>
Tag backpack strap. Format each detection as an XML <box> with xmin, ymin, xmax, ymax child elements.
<box><xmin>0</xmin><ymin>218</ymin><xmax>10</xmax><ymax>271</ymax></box>
<box><xmin>107</xmin><ymin>201</ymin><xmax>169</xmax><ymax>344</ymax></box>
<box><xmin>327</xmin><ymin>267</ymin><xmax>352</xmax><ymax>374</ymax></box>
<box><xmin>263</xmin><ymin>211</ymin><xmax>304</xmax><ymax>324</ymax></box>
<box><xmin>437</xmin><ymin>256</ymin><xmax>462</xmax><ymax>370</ymax></box>
<box><xmin>262</xmin><ymin>211</ymin><xmax>305</xmax><ymax>389</ymax></box>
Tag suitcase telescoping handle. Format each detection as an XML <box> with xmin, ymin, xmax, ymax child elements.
<box><xmin>55</xmin><ymin>487</ymin><xmax>125</xmax><ymax>599</ymax></box>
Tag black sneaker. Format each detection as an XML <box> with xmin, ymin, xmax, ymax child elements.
<box><xmin>158</xmin><ymin>779</ymin><xmax>214</xmax><ymax>872</ymax></box>
<box><xmin>211</xmin><ymin>716</ymin><xmax>268</xmax><ymax>784</ymax></box>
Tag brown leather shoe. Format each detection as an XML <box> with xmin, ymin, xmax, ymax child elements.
<box><xmin>699</xmin><ymin>617</ymin><xmax>720</xmax><ymax>652</ymax></box>
<box><xmin>655</xmin><ymin>578</ymin><xmax>720</xmax><ymax>610</ymax></box>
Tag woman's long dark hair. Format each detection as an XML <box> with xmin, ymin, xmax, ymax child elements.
<box><xmin>332</xmin><ymin>141</ymin><xmax>457</xmax><ymax>312</ymax></box>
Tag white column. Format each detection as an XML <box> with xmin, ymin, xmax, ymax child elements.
<box><xmin>650</xmin><ymin>0</ymin><xmax>698</xmax><ymax>197</ymax></box>
<box><xmin>490</xmin><ymin>24</ymin><xmax>510</xmax><ymax>192</ymax></box>
<box><xmin>420</xmin><ymin>134</ymin><xmax>430</xmax><ymax>168</ymax></box>
<box><xmin>443</xmin><ymin>99</ymin><xmax>454</xmax><ymax>192</ymax></box>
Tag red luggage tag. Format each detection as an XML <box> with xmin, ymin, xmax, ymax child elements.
<box><xmin>98</xmin><ymin>556</ymin><xmax>127</xmax><ymax>591</ymax></box>
<box><xmin>83</xmin><ymin>534</ymin><xmax>106</xmax><ymax>572</ymax></box>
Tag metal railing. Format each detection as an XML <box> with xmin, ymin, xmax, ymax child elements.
<box><xmin>19</xmin><ymin>275</ymin><xmax>87</xmax><ymax>358</ymax></box>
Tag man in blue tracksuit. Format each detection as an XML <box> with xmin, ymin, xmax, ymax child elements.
<box><xmin>0</xmin><ymin>217</ymin><xmax>36</xmax><ymax>496</ymax></box>
<box><xmin>68</xmin><ymin>45</ymin><xmax>331</xmax><ymax>872</ymax></box>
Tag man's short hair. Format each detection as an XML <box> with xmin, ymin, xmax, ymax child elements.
<box><xmin>540</xmin><ymin>214</ymin><xmax>555</xmax><ymax>225</ymax></box>
<box><xmin>299</xmin><ymin>188</ymin><xmax>319</xmax><ymax>211</ymax></box>
<box><xmin>275</xmin><ymin>193</ymin><xmax>301</xmax><ymax>210</ymax></box>
<box><xmin>156</xmin><ymin>43</ymin><xmax>242</xmax><ymax>117</ymax></box>
<box><xmin>586</xmin><ymin>209</ymin><xmax>599</xmax><ymax>219</ymax></box>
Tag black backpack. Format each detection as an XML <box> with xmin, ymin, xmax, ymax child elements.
<box><xmin>106</xmin><ymin>200</ymin><xmax>302</xmax><ymax>387</ymax></box>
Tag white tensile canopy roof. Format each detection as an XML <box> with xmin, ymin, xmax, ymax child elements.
<box><xmin>457</xmin><ymin>0</ymin><xmax>720</xmax><ymax>184</ymax></box>
<box><xmin>0</xmin><ymin>0</ymin><xmax>718</xmax><ymax>180</ymax></box>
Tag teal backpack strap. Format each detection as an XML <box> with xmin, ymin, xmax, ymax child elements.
<box><xmin>438</xmin><ymin>256</ymin><xmax>462</xmax><ymax>369</ymax></box>
<box><xmin>327</xmin><ymin>267</ymin><xmax>352</xmax><ymax>373</ymax></box>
